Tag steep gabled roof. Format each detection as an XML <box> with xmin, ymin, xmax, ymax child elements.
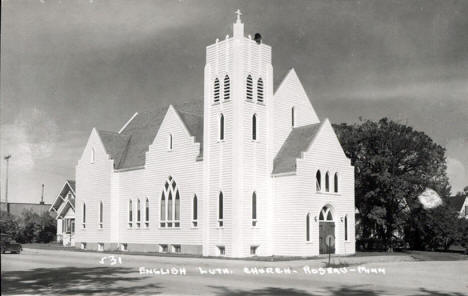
<box><xmin>272</xmin><ymin>122</ymin><xmax>323</xmax><ymax>175</ymax></box>
<box><xmin>50</xmin><ymin>180</ymin><xmax>76</xmax><ymax>214</ymax></box>
<box><xmin>98</xmin><ymin>101</ymin><xmax>203</xmax><ymax>170</ymax></box>
<box><xmin>96</xmin><ymin>130</ymin><xmax>131</xmax><ymax>168</ymax></box>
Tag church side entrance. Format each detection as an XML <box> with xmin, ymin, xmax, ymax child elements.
<box><xmin>319</xmin><ymin>206</ymin><xmax>335</xmax><ymax>254</ymax></box>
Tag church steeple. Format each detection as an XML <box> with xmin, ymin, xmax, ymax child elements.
<box><xmin>233</xmin><ymin>9</ymin><xmax>244</xmax><ymax>38</ymax></box>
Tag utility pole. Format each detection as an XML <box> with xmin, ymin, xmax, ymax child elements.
<box><xmin>40</xmin><ymin>184</ymin><xmax>45</xmax><ymax>205</ymax></box>
<box><xmin>4</xmin><ymin>154</ymin><xmax>12</xmax><ymax>214</ymax></box>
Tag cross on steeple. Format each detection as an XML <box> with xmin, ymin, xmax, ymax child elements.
<box><xmin>235</xmin><ymin>9</ymin><xmax>242</xmax><ymax>22</ymax></box>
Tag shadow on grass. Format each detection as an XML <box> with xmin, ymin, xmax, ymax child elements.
<box><xmin>1</xmin><ymin>266</ymin><xmax>161</xmax><ymax>295</ymax></box>
<box><xmin>209</xmin><ymin>285</ymin><xmax>384</xmax><ymax>296</ymax></box>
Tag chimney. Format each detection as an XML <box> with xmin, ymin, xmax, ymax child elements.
<box><xmin>40</xmin><ymin>184</ymin><xmax>45</xmax><ymax>205</ymax></box>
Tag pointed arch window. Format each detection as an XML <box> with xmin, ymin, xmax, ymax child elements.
<box><xmin>168</xmin><ymin>134</ymin><xmax>173</xmax><ymax>151</ymax></box>
<box><xmin>319</xmin><ymin>206</ymin><xmax>333</xmax><ymax>221</ymax></box>
<box><xmin>82</xmin><ymin>202</ymin><xmax>86</xmax><ymax>229</ymax></box>
<box><xmin>219</xmin><ymin>113</ymin><xmax>225</xmax><ymax>141</ymax></box>
<box><xmin>160</xmin><ymin>176</ymin><xmax>180</xmax><ymax>228</ymax></box>
<box><xmin>192</xmin><ymin>195</ymin><xmax>198</xmax><ymax>227</ymax></box>
<box><xmin>128</xmin><ymin>199</ymin><xmax>133</xmax><ymax>228</ymax></box>
<box><xmin>252</xmin><ymin>114</ymin><xmax>257</xmax><ymax>141</ymax></box>
<box><xmin>334</xmin><ymin>173</ymin><xmax>339</xmax><ymax>193</ymax></box>
<box><xmin>91</xmin><ymin>147</ymin><xmax>95</xmax><ymax>163</ymax></box>
<box><xmin>214</xmin><ymin>78</ymin><xmax>220</xmax><ymax>102</ymax></box>
<box><xmin>306</xmin><ymin>213</ymin><xmax>311</xmax><ymax>241</ymax></box>
<box><xmin>257</xmin><ymin>78</ymin><xmax>264</xmax><ymax>103</ymax></box>
<box><xmin>246</xmin><ymin>75</ymin><xmax>253</xmax><ymax>100</ymax></box>
<box><xmin>224</xmin><ymin>75</ymin><xmax>230</xmax><ymax>100</ymax></box>
<box><xmin>136</xmin><ymin>198</ymin><xmax>141</xmax><ymax>227</ymax></box>
<box><xmin>344</xmin><ymin>215</ymin><xmax>348</xmax><ymax>241</ymax></box>
<box><xmin>325</xmin><ymin>172</ymin><xmax>330</xmax><ymax>192</ymax></box>
<box><xmin>218</xmin><ymin>192</ymin><xmax>224</xmax><ymax>227</ymax></box>
<box><xmin>99</xmin><ymin>201</ymin><xmax>103</xmax><ymax>228</ymax></box>
<box><xmin>145</xmin><ymin>198</ymin><xmax>149</xmax><ymax>227</ymax></box>
<box><xmin>252</xmin><ymin>192</ymin><xmax>257</xmax><ymax>226</ymax></box>
<box><xmin>291</xmin><ymin>107</ymin><xmax>295</xmax><ymax>127</ymax></box>
<box><xmin>316</xmin><ymin>170</ymin><xmax>321</xmax><ymax>192</ymax></box>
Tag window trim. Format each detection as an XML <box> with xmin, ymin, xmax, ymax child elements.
<box><xmin>82</xmin><ymin>202</ymin><xmax>86</xmax><ymax>229</ymax></box>
<box><xmin>224</xmin><ymin>75</ymin><xmax>230</xmax><ymax>101</ymax></box>
<box><xmin>325</xmin><ymin>171</ymin><xmax>330</xmax><ymax>192</ymax></box>
<box><xmin>219</xmin><ymin>113</ymin><xmax>225</xmax><ymax>141</ymax></box>
<box><xmin>344</xmin><ymin>215</ymin><xmax>349</xmax><ymax>241</ymax></box>
<box><xmin>160</xmin><ymin>176</ymin><xmax>180</xmax><ymax>228</ymax></box>
<box><xmin>252</xmin><ymin>114</ymin><xmax>257</xmax><ymax>141</ymax></box>
<box><xmin>306</xmin><ymin>213</ymin><xmax>311</xmax><ymax>242</ymax></box>
<box><xmin>192</xmin><ymin>195</ymin><xmax>198</xmax><ymax>227</ymax></box>
<box><xmin>252</xmin><ymin>192</ymin><xmax>257</xmax><ymax>227</ymax></box>
<box><xmin>291</xmin><ymin>107</ymin><xmax>295</xmax><ymax>128</ymax></box>
<box><xmin>257</xmin><ymin>78</ymin><xmax>264</xmax><ymax>103</ymax></box>
<box><xmin>218</xmin><ymin>191</ymin><xmax>224</xmax><ymax>227</ymax></box>
<box><xmin>334</xmin><ymin>172</ymin><xmax>339</xmax><ymax>193</ymax></box>
<box><xmin>128</xmin><ymin>199</ymin><xmax>133</xmax><ymax>228</ymax></box>
<box><xmin>246</xmin><ymin>74</ymin><xmax>253</xmax><ymax>100</ymax></box>
<box><xmin>316</xmin><ymin>170</ymin><xmax>321</xmax><ymax>192</ymax></box>
<box><xmin>213</xmin><ymin>77</ymin><xmax>220</xmax><ymax>103</ymax></box>
<box><xmin>98</xmin><ymin>201</ymin><xmax>103</xmax><ymax>229</ymax></box>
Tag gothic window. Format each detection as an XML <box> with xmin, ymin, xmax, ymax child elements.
<box><xmin>252</xmin><ymin>192</ymin><xmax>257</xmax><ymax>226</ymax></box>
<box><xmin>316</xmin><ymin>170</ymin><xmax>321</xmax><ymax>192</ymax></box>
<box><xmin>219</xmin><ymin>113</ymin><xmax>225</xmax><ymax>140</ymax></box>
<box><xmin>325</xmin><ymin>171</ymin><xmax>330</xmax><ymax>192</ymax></box>
<box><xmin>252</xmin><ymin>114</ymin><xmax>257</xmax><ymax>141</ymax></box>
<box><xmin>214</xmin><ymin>78</ymin><xmax>220</xmax><ymax>102</ymax></box>
<box><xmin>246</xmin><ymin>75</ymin><xmax>253</xmax><ymax>100</ymax></box>
<box><xmin>306</xmin><ymin>213</ymin><xmax>311</xmax><ymax>241</ymax></box>
<box><xmin>99</xmin><ymin>201</ymin><xmax>103</xmax><ymax>228</ymax></box>
<box><xmin>128</xmin><ymin>199</ymin><xmax>133</xmax><ymax>228</ymax></box>
<box><xmin>218</xmin><ymin>192</ymin><xmax>224</xmax><ymax>227</ymax></box>
<box><xmin>136</xmin><ymin>198</ymin><xmax>141</xmax><ymax>227</ymax></box>
<box><xmin>224</xmin><ymin>75</ymin><xmax>230</xmax><ymax>100</ymax></box>
<box><xmin>291</xmin><ymin>107</ymin><xmax>295</xmax><ymax>127</ymax></box>
<box><xmin>160</xmin><ymin>177</ymin><xmax>180</xmax><ymax>228</ymax></box>
<box><xmin>168</xmin><ymin>134</ymin><xmax>173</xmax><ymax>150</ymax></box>
<box><xmin>91</xmin><ymin>147</ymin><xmax>95</xmax><ymax>163</ymax></box>
<box><xmin>257</xmin><ymin>78</ymin><xmax>264</xmax><ymax>103</ymax></box>
<box><xmin>319</xmin><ymin>206</ymin><xmax>333</xmax><ymax>221</ymax></box>
<box><xmin>145</xmin><ymin>198</ymin><xmax>149</xmax><ymax>227</ymax></box>
<box><xmin>192</xmin><ymin>195</ymin><xmax>198</xmax><ymax>227</ymax></box>
<box><xmin>82</xmin><ymin>202</ymin><xmax>86</xmax><ymax>229</ymax></box>
<box><xmin>334</xmin><ymin>173</ymin><xmax>339</xmax><ymax>193</ymax></box>
<box><xmin>345</xmin><ymin>215</ymin><xmax>348</xmax><ymax>241</ymax></box>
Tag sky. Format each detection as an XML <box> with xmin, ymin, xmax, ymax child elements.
<box><xmin>1</xmin><ymin>0</ymin><xmax>467</xmax><ymax>204</ymax></box>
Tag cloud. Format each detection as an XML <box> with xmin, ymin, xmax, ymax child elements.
<box><xmin>0</xmin><ymin>108</ymin><xmax>58</xmax><ymax>171</ymax></box>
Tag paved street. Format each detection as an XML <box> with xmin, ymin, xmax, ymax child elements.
<box><xmin>1</xmin><ymin>248</ymin><xmax>467</xmax><ymax>295</ymax></box>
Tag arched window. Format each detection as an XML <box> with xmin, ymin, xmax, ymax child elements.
<box><xmin>257</xmin><ymin>78</ymin><xmax>264</xmax><ymax>103</ymax></box>
<box><xmin>145</xmin><ymin>198</ymin><xmax>149</xmax><ymax>227</ymax></box>
<box><xmin>128</xmin><ymin>199</ymin><xmax>133</xmax><ymax>227</ymax></box>
<box><xmin>136</xmin><ymin>199</ymin><xmax>141</xmax><ymax>227</ymax></box>
<box><xmin>252</xmin><ymin>192</ymin><xmax>257</xmax><ymax>226</ymax></box>
<box><xmin>160</xmin><ymin>177</ymin><xmax>180</xmax><ymax>228</ymax></box>
<box><xmin>192</xmin><ymin>195</ymin><xmax>198</xmax><ymax>227</ymax></box>
<box><xmin>334</xmin><ymin>173</ymin><xmax>339</xmax><ymax>193</ymax></box>
<box><xmin>246</xmin><ymin>75</ymin><xmax>253</xmax><ymax>100</ymax></box>
<box><xmin>325</xmin><ymin>172</ymin><xmax>330</xmax><ymax>192</ymax></box>
<box><xmin>291</xmin><ymin>107</ymin><xmax>295</xmax><ymax>128</ymax></box>
<box><xmin>82</xmin><ymin>202</ymin><xmax>86</xmax><ymax>228</ymax></box>
<box><xmin>316</xmin><ymin>170</ymin><xmax>321</xmax><ymax>192</ymax></box>
<box><xmin>168</xmin><ymin>134</ymin><xmax>173</xmax><ymax>150</ymax></box>
<box><xmin>319</xmin><ymin>206</ymin><xmax>333</xmax><ymax>221</ymax></box>
<box><xmin>219</xmin><ymin>114</ymin><xmax>224</xmax><ymax>140</ymax></box>
<box><xmin>252</xmin><ymin>114</ymin><xmax>257</xmax><ymax>141</ymax></box>
<box><xmin>344</xmin><ymin>215</ymin><xmax>348</xmax><ymax>241</ymax></box>
<box><xmin>306</xmin><ymin>213</ymin><xmax>310</xmax><ymax>241</ymax></box>
<box><xmin>224</xmin><ymin>75</ymin><xmax>230</xmax><ymax>100</ymax></box>
<box><xmin>218</xmin><ymin>192</ymin><xmax>224</xmax><ymax>227</ymax></box>
<box><xmin>214</xmin><ymin>78</ymin><xmax>220</xmax><ymax>102</ymax></box>
<box><xmin>99</xmin><ymin>201</ymin><xmax>103</xmax><ymax>228</ymax></box>
<box><xmin>91</xmin><ymin>147</ymin><xmax>95</xmax><ymax>163</ymax></box>
<box><xmin>160</xmin><ymin>192</ymin><xmax>165</xmax><ymax>227</ymax></box>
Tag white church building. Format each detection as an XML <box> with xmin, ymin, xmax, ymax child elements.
<box><xmin>75</xmin><ymin>12</ymin><xmax>355</xmax><ymax>257</ymax></box>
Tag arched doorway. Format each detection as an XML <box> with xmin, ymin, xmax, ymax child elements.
<box><xmin>319</xmin><ymin>206</ymin><xmax>335</xmax><ymax>254</ymax></box>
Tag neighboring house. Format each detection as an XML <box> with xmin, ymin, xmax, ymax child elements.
<box><xmin>0</xmin><ymin>201</ymin><xmax>51</xmax><ymax>217</ymax></box>
<box><xmin>75</xmin><ymin>12</ymin><xmax>355</xmax><ymax>257</ymax></box>
<box><xmin>449</xmin><ymin>195</ymin><xmax>468</xmax><ymax>219</ymax></box>
<box><xmin>49</xmin><ymin>180</ymin><xmax>76</xmax><ymax>246</ymax></box>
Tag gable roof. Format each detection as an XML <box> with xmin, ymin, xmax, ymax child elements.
<box><xmin>50</xmin><ymin>180</ymin><xmax>76</xmax><ymax>213</ymax></box>
<box><xmin>272</xmin><ymin>122</ymin><xmax>323</xmax><ymax>175</ymax></box>
<box><xmin>97</xmin><ymin>101</ymin><xmax>203</xmax><ymax>170</ymax></box>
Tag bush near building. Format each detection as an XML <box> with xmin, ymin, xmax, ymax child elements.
<box><xmin>0</xmin><ymin>209</ymin><xmax>56</xmax><ymax>243</ymax></box>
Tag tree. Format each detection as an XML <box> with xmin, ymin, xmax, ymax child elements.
<box><xmin>15</xmin><ymin>209</ymin><xmax>56</xmax><ymax>243</ymax></box>
<box><xmin>334</xmin><ymin>118</ymin><xmax>451</xmax><ymax>251</ymax></box>
<box><xmin>0</xmin><ymin>210</ymin><xmax>19</xmax><ymax>238</ymax></box>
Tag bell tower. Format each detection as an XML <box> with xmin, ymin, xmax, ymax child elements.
<box><xmin>203</xmin><ymin>10</ymin><xmax>274</xmax><ymax>257</ymax></box>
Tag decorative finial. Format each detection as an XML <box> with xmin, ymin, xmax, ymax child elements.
<box><xmin>235</xmin><ymin>9</ymin><xmax>242</xmax><ymax>22</ymax></box>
